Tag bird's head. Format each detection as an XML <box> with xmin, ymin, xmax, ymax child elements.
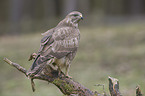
<box><xmin>66</xmin><ymin>11</ymin><xmax>83</xmax><ymax>23</ymax></box>
<box><xmin>57</xmin><ymin>11</ymin><xmax>83</xmax><ymax>28</ymax></box>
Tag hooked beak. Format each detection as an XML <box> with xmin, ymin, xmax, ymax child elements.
<box><xmin>80</xmin><ymin>15</ymin><xmax>83</xmax><ymax>20</ymax></box>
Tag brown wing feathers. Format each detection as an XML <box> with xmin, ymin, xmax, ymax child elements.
<box><xmin>28</xmin><ymin>11</ymin><xmax>82</xmax><ymax>76</ymax></box>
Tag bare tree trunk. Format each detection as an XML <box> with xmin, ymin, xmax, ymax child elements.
<box><xmin>130</xmin><ymin>0</ymin><xmax>143</xmax><ymax>15</ymax></box>
<box><xmin>10</xmin><ymin>0</ymin><xmax>24</xmax><ymax>34</ymax></box>
<box><xmin>78</xmin><ymin>0</ymin><xmax>90</xmax><ymax>14</ymax></box>
<box><xmin>62</xmin><ymin>0</ymin><xmax>77</xmax><ymax>16</ymax></box>
<box><xmin>42</xmin><ymin>0</ymin><xmax>56</xmax><ymax>18</ymax></box>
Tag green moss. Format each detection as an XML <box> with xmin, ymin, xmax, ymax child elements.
<box><xmin>52</xmin><ymin>78</ymin><xmax>74</xmax><ymax>93</ymax></box>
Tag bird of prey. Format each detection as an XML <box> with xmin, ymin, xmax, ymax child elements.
<box><xmin>27</xmin><ymin>11</ymin><xmax>83</xmax><ymax>79</ymax></box>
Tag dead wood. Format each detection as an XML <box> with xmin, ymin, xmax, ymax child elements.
<box><xmin>4</xmin><ymin>57</ymin><xmax>142</xmax><ymax>96</ymax></box>
<box><xmin>136</xmin><ymin>85</ymin><xmax>142</xmax><ymax>96</ymax></box>
<box><xmin>108</xmin><ymin>76</ymin><xmax>121</xmax><ymax>96</ymax></box>
<box><xmin>3</xmin><ymin>57</ymin><xmax>96</xmax><ymax>96</ymax></box>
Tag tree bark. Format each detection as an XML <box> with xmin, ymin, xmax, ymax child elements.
<box><xmin>3</xmin><ymin>58</ymin><xmax>96</xmax><ymax>96</ymax></box>
<box><xmin>3</xmin><ymin>57</ymin><xmax>142</xmax><ymax>96</ymax></box>
<box><xmin>136</xmin><ymin>85</ymin><xmax>142</xmax><ymax>96</ymax></box>
<box><xmin>108</xmin><ymin>76</ymin><xmax>121</xmax><ymax>96</ymax></box>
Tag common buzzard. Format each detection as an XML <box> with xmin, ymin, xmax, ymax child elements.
<box><xmin>27</xmin><ymin>11</ymin><xmax>83</xmax><ymax>78</ymax></box>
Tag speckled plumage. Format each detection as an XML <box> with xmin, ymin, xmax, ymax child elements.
<box><xmin>27</xmin><ymin>11</ymin><xmax>83</xmax><ymax>77</ymax></box>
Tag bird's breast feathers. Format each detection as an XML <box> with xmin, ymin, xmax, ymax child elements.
<box><xmin>52</xmin><ymin>27</ymin><xmax>80</xmax><ymax>40</ymax></box>
<box><xmin>51</xmin><ymin>27</ymin><xmax>80</xmax><ymax>52</ymax></box>
<box><xmin>54</xmin><ymin>57</ymin><xmax>66</xmax><ymax>67</ymax></box>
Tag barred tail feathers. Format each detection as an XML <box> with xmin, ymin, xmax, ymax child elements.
<box><xmin>27</xmin><ymin>55</ymin><xmax>51</xmax><ymax>75</ymax></box>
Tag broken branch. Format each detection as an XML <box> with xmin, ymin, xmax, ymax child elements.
<box><xmin>108</xmin><ymin>76</ymin><xmax>121</xmax><ymax>96</ymax></box>
<box><xmin>3</xmin><ymin>58</ymin><xmax>27</xmax><ymax>76</ymax></box>
<box><xmin>3</xmin><ymin>57</ymin><xmax>96</xmax><ymax>96</ymax></box>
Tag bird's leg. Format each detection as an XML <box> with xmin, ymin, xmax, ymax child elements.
<box><xmin>57</xmin><ymin>65</ymin><xmax>61</xmax><ymax>76</ymax></box>
<box><xmin>65</xmin><ymin>63</ymin><xmax>72</xmax><ymax>78</ymax></box>
<box><xmin>28</xmin><ymin>53</ymin><xmax>37</xmax><ymax>61</ymax></box>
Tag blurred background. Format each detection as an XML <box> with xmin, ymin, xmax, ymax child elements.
<box><xmin>1</xmin><ymin>0</ymin><xmax>145</xmax><ymax>96</ymax></box>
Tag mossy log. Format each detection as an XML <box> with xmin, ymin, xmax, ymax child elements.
<box><xmin>4</xmin><ymin>58</ymin><xmax>142</xmax><ymax>96</ymax></box>
<box><xmin>3</xmin><ymin>58</ymin><xmax>96</xmax><ymax>96</ymax></box>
